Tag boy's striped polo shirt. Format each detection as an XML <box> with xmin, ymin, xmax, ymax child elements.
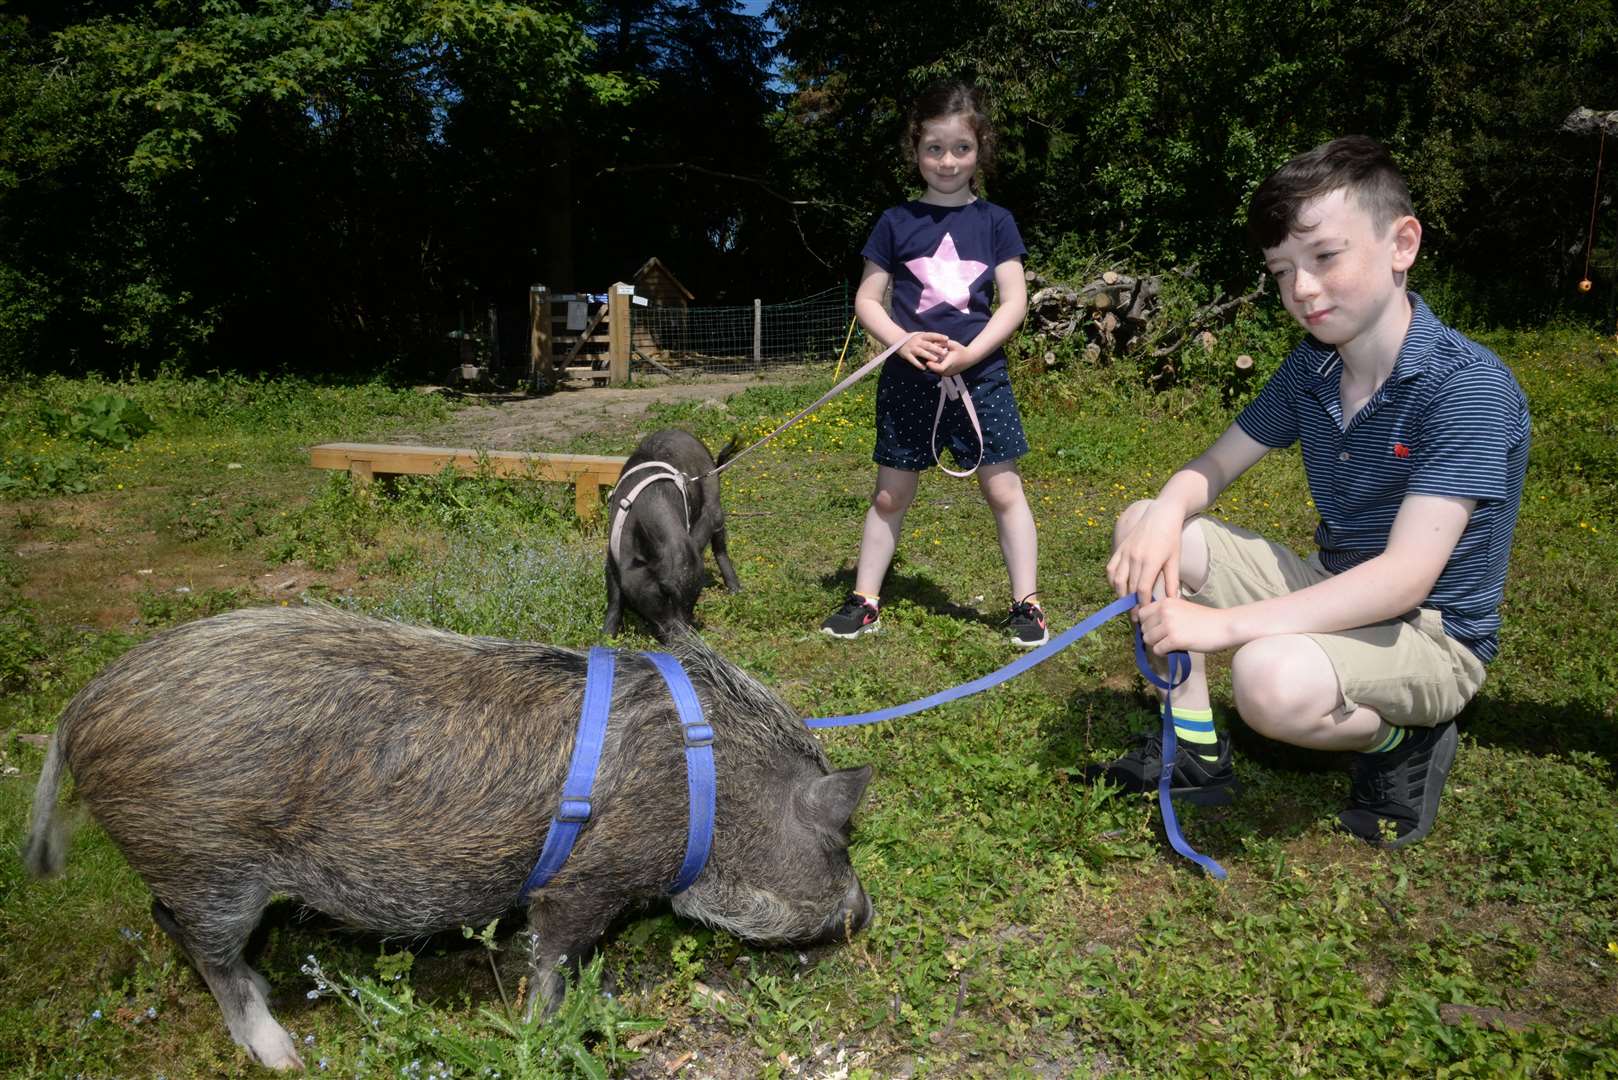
<box><xmin>1234</xmin><ymin>293</ymin><xmax>1530</xmax><ymax>661</ymax></box>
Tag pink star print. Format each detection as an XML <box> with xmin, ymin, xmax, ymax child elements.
<box><xmin>904</xmin><ymin>233</ymin><xmax>987</xmax><ymax>315</ymax></box>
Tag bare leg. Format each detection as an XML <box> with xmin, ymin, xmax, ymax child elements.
<box><xmin>853</xmin><ymin>466</ymin><xmax>919</xmax><ymax>597</ymax></box>
<box><xmin>1232</xmin><ymin>636</ymin><xmax>1383</xmax><ymax>751</ymax></box>
<box><xmin>977</xmin><ymin>461</ymin><xmax>1038</xmax><ymax>604</ymax></box>
<box><xmin>1112</xmin><ymin>499</ymin><xmax>1383</xmax><ymax>750</ymax></box>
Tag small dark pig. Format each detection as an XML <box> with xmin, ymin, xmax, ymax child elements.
<box><xmin>604</xmin><ymin>428</ymin><xmax>742</xmax><ymax>641</ymax></box>
<box><xmin>24</xmin><ymin>605</ymin><xmax>872</xmax><ymax>1072</ymax></box>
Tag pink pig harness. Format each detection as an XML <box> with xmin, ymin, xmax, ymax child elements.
<box><xmin>607</xmin><ymin>461</ymin><xmax>690</xmax><ymax>565</ymax></box>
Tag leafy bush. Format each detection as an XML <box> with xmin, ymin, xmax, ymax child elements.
<box><xmin>0</xmin><ymin>450</ymin><xmax>96</xmax><ymax>496</ymax></box>
<box><xmin>43</xmin><ymin>394</ymin><xmax>154</xmax><ymax>449</ymax></box>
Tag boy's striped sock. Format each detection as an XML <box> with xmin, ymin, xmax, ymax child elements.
<box><xmin>1368</xmin><ymin>723</ymin><xmax>1407</xmax><ymax>754</ymax></box>
<box><xmin>1172</xmin><ymin>706</ymin><xmax>1220</xmax><ymax>762</ymax></box>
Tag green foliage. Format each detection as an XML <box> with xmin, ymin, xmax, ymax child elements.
<box><xmin>772</xmin><ymin>0</ymin><xmax>1618</xmax><ymax>322</ymax></box>
<box><xmin>132</xmin><ymin>585</ymin><xmax>250</xmax><ymax>631</ymax></box>
<box><xmin>297</xmin><ymin>948</ymin><xmax>655</xmax><ymax>1077</ymax></box>
<box><xmin>0</xmin><ymin>552</ymin><xmax>45</xmax><ymax>693</ymax></box>
<box><xmin>0</xmin><ymin>1</ymin><xmax>638</xmax><ymax>375</ymax></box>
<box><xmin>42</xmin><ymin>394</ymin><xmax>154</xmax><ymax>449</ymax></box>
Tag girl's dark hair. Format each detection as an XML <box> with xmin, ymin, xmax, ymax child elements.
<box><xmin>905</xmin><ymin>82</ymin><xmax>997</xmax><ymax>176</ymax></box>
<box><xmin>1247</xmin><ymin>135</ymin><xmax>1414</xmax><ymax>249</ymax></box>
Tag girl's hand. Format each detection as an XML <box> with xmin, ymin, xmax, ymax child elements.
<box><xmin>925</xmin><ymin>339</ymin><xmax>976</xmax><ymax>377</ymax></box>
<box><xmin>898</xmin><ymin>332</ymin><xmax>950</xmax><ymax>371</ymax></box>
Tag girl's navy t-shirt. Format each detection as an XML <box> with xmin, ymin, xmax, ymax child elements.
<box><xmin>861</xmin><ymin>198</ymin><xmax>1026</xmax><ymax>378</ymax></box>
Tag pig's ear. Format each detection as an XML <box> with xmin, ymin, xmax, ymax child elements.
<box><xmin>801</xmin><ymin>765</ymin><xmax>873</xmax><ymax>827</ymax></box>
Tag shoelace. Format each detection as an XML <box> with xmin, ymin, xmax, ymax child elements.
<box><xmin>1349</xmin><ymin>756</ymin><xmax>1395</xmax><ymax>807</ymax></box>
<box><xmin>1006</xmin><ymin>600</ymin><xmax>1045</xmax><ymax>625</ymax></box>
<box><xmin>839</xmin><ymin>594</ymin><xmax>876</xmax><ymax>618</ymax></box>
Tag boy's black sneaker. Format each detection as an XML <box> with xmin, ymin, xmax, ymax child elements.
<box><xmin>821</xmin><ymin>593</ymin><xmax>880</xmax><ymax>638</ymax></box>
<box><xmin>1083</xmin><ymin>730</ymin><xmax>1237</xmax><ymax>806</ymax></box>
<box><xmin>1007</xmin><ymin>600</ymin><xmax>1049</xmax><ymax>648</ymax></box>
<box><xmin>1337</xmin><ymin>721</ymin><xmax>1458</xmax><ymax>850</ymax></box>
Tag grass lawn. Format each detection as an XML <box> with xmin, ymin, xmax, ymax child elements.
<box><xmin>1</xmin><ymin>324</ymin><xmax>1615</xmax><ymax>1078</ymax></box>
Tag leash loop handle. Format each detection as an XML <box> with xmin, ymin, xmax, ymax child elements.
<box><xmin>1128</xmin><ymin>625</ymin><xmax>1228</xmax><ymax>880</ymax></box>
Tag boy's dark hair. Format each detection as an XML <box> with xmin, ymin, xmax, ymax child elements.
<box><xmin>1247</xmin><ymin>135</ymin><xmax>1414</xmax><ymax>249</ymax></box>
<box><xmin>905</xmin><ymin>82</ymin><xmax>997</xmax><ymax>176</ymax></box>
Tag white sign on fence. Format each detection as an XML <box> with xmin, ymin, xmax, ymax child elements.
<box><xmin>566</xmin><ymin>301</ymin><xmax>587</xmax><ymax>331</ymax></box>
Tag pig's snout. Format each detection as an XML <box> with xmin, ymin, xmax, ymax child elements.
<box><xmin>810</xmin><ymin>877</ymin><xmax>872</xmax><ymax>946</ymax></box>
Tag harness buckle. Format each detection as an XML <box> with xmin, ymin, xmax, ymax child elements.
<box><xmin>683</xmin><ymin>722</ymin><xmax>715</xmax><ymax>748</ymax></box>
<box><xmin>557</xmin><ymin>797</ymin><xmax>593</xmax><ymax>824</ymax></box>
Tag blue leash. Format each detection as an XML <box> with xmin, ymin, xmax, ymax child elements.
<box><xmin>523</xmin><ymin>595</ymin><xmax>1227</xmax><ymax>896</ymax></box>
<box><xmin>809</xmin><ymin>594</ymin><xmax>1228</xmax><ymax>880</ymax></box>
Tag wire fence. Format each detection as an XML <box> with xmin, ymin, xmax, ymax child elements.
<box><xmin>630</xmin><ymin>284</ymin><xmax>859</xmax><ymax>374</ymax></box>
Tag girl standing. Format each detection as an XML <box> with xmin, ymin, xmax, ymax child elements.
<box><xmin>820</xmin><ymin>82</ymin><xmax>1045</xmax><ymax>647</ymax></box>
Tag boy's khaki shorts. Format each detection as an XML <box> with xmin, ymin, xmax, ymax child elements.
<box><xmin>1185</xmin><ymin>517</ymin><xmax>1486</xmax><ymax>727</ymax></box>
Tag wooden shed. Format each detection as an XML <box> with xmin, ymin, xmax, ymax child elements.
<box><xmin>631</xmin><ymin>257</ymin><xmax>694</xmax><ymax>361</ymax></box>
<box><xmin>632</xmin><ymin>256</ymin><xmax>694</xmax><ymax>307</ymax></box>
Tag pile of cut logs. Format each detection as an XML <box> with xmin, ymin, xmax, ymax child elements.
<box><xmin>1024</xmin><ymin>268</ymin><xmax>1266</xmax><ymax>382</ymax></box>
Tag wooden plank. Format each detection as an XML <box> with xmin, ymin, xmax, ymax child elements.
<box><xmin>530</xmin><ymin>285</ymin><xmax>552</xmax><ymax>388</ymax></box>
<box><xmin>310</xmin><ymin>443</ymin><xmax>626</xmax><ymax>519</ymax></box>
<box><xmin>608</xmin><ymin>283</ymin><xmax>631</xmax><ymax>385</ymax></box>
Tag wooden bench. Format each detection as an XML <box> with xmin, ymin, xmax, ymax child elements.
<box><xmin>309</xmin><ymin>443</ymin><xmax>627</xmax><ymax>520</ymax></box>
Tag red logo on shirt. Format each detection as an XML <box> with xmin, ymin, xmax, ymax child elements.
<box><xmin>1392</xmin><ymin>442</ymin><xmax>1410</xmax><ymax>459</ymax></box>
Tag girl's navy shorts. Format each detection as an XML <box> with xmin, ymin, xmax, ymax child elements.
<box><xmin>873</xmin><ymin>358</ymin><xmax>1029</xmax><ymax>471</ymax></box>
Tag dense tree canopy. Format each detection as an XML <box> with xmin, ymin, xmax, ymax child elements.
<box><xmin>1</xmin><ymin>0</ymin><xmax>1615</xmax><ymax>377</ymax></box>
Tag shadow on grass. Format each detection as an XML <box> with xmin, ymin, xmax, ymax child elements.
<box><xmin>1039</xmin><ymin>687</ymin><xmax>1355</xmax><ymax>861</ymax></box>
<box><xmin>1462</xmin><ymin>695</ymin><xmax>1618</xmax><ymax>769</ymax></box>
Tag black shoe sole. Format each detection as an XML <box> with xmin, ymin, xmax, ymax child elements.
<box><xmin>1171</xmin><ymin>779</ymin><xmax>1239</xmax><ymax>807</ymax></box>
<box><xmin>1082</xmin><ymin>766</ymin><xmax>1239</xmax><ymax>807</ymax></box>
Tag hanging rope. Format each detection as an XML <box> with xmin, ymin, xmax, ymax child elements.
<box><xmin>1581</xmin><ymin>131</ymin><xmax>1606</xmax><ymax>293</ymax></box>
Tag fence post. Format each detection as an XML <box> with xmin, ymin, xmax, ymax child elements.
<box><xmin>753</xmin><ymin>297</ymin><xmax>762</xmax><ymax>369</ymax></box>
<box><xmin>530</xmin><ymin>284</ymin><xmax>552</xmax><ymax>390</ymax></box>
<box><xmin>609</xmin><ymin>283</ymin><xmax>633</xmax><ymax>386</ymax></box>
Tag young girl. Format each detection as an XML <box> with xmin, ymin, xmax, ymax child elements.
<box><xmin>820</xmin><ymin>82</ymin><xmax>1045</xmax><ymax>647</ymax></box>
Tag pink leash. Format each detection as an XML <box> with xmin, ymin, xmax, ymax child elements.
<box><xmin>707</xmin><ymin>332</ymin><xmax>987</xmax><ymax>479</ymax></box>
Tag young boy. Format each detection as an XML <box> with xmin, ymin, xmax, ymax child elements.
<box><xmin>1092</xmin><ymin>135</ymin><xmax>1530</xmax><ymax>849</ymax></box>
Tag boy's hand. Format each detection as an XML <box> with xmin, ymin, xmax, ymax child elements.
<box><xmin>1138</xmin><ymin>596</ymin><xmax>1236</xmax><ymax>655</ymax></box>
<box><xmin>897</xmin><ymin>332</ymin><xmax>951</xmax><ymax>371</ymax></box>
<box><xmin>924</xmin><ymin>339</ymin><xmax>976</xmax><ymax>377</ymax></box>
<box><xmin>1106</xmin><ymin>501</ymin><xmax>1186</xmax><ymax>603</ymax></box>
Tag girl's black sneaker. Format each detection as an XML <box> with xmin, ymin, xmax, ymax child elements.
<box><xmin>1007</xmin><ymin>600</ymin><xmax>1049</xmax><ymax>648</ymax></box>
<box><xmin>821</xmin><ymin>593</ymin><xmax>880</xmax><ymax>638</ymax></box>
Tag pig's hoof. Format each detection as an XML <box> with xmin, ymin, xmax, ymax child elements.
<box><xmin>246</xmin><ymin>1021</ymin><xmax>304</xmax><ymax>1071</ymax></box>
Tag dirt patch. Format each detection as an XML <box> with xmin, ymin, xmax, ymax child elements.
<box><xmin>409</xmin><ymin>369</ymin><xmax>822</xmax><ymax>452</ymax></box>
